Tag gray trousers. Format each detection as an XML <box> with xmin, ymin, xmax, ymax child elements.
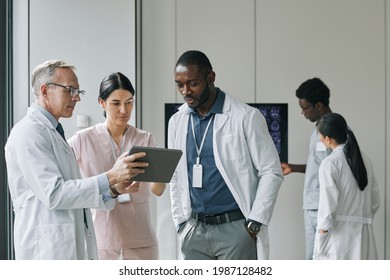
<box><xmin>178</xmin><ymin>217</ymin><xmax>257</xmax><ymax>260</ymax></box>
<box><xmin>304</xmin><ymin>209</ymin><xmax>318</xmax><ymax>260</ymax></box>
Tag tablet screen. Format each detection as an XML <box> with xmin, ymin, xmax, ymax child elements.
<box><xmin>127</xmin><ymin>146</ymin><xmax>183</xmax><ymax>183</ymax></box>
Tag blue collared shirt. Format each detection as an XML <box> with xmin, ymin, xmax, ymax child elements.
<box><xmin>186</xmin><ymin>89</ymin><xmax>239</xmax><ymax>215</ymax></box>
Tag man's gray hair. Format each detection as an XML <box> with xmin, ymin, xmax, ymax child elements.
<box><xmin>31</xmin><ymin>59</ymin><xmax>76</xmax><ymax>96</ymax></box>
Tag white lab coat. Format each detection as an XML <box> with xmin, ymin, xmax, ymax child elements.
<box><xmin>313</xmin><ymin>145</ymin><xmax>380</xmax><ymax>260</ymax></box>
<box><xmin>4</xmin><ymin>106</ymin><xmax>114</xmax><ymax>260</ymax></box>
<box><xmin>168</xmin><ymin>93</ymin><xmax>284</xmax><ymax>259</ymax></box>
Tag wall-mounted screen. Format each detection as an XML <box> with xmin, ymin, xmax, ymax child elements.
<box><xmin>247</xmin><ymin>103</ymin><xmax>288</xmax><ymax>162</ymax></box>
<box><xmin>165</xmin><ymin>103</ymin><xmax>288</xmax><ymax>162</ymax></box>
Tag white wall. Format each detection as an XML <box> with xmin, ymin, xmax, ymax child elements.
<box><xmin>13</xmin><ymin>0</ymin><xmax>136</xmax><ymax>135</ymax></box>
<box><xmin>13</xmin><ymin>0</ymin><xmax>389</xmax><ymax>260</ymax></box>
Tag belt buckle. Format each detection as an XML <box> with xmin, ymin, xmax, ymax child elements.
<box><xmin>203</xmin><ymin>214</ymin><xmax>210</xmax><ymax>224</ymax></box>
<box><xmin>203</xmin><ymin>214</ymin><xmax>214</xmax><ymax>225</ymax></box>
<box><xmin>205</xmin><ymin>214</ymin><xmax>222</xmax><ymax>225</ymax></box>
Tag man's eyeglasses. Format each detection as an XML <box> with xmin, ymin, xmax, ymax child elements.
<box><xmin>46</xmin><ymin>83</ymin><xmax>85</xmax><ymax>98</ymax></box>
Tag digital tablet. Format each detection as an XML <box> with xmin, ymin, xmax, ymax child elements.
<box><xmin>127</xmin><ymin>146</ymin><xmax>183</xmax><ymax>183</ymax></box>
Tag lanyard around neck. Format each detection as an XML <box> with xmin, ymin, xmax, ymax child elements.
<box><xmin>190</xmin><ymin>114</ymin><xmax>214</xmax><ymax>165</ymax></box>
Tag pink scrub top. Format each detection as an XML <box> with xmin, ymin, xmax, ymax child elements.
<box><xmin>68</xmin><ymin>123</ymin><xmax>158</xmax><ymax>250</ymax></box>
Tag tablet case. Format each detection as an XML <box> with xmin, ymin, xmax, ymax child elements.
<box><xmin>127</xmin><ymin>146</ymin><xmax>183</xmax><ymax>183</ymax></box>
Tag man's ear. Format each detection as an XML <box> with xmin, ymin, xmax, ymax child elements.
<box><xmin>208</xmin><ymin>71</ymin><xmax>216</xmax><ymax>84</ymax></box>
<box><xmin>40</xmin><ymin>84</ymin><xmax>48</xmax><ymax>98</ymax></box>
<box><xmin>314</xmin><ymin>102</ymin><xmax>321</xmax><ymax>110</ymax></box>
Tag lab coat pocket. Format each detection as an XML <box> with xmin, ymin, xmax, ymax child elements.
<box><xmin>12</xmin><ymin>190</ymin><xmax>35</xmax><ymax>213</ymax></box>
<box><xmin>37</xmin><ymin>223</ymin><xmax>76</xmax><ymax>260</ymax></box>
<box><xmin>220</xmin><ymin>133</ymin><xmax>245</xmax><ymax>161</ymax></box>
<box><xmin>314</xmin><ymin>231</ymin><xmax>332</xmax><ymax>260</ymax></box>
<box><xmin>178</xmin><ymin>219</ymin><xmax>195</xmax><ymax>247</ymax></box>
<box><xmin>177</xmin><ymin>221</ymin><xmax>188</xmax><ymax>235</ymax></box>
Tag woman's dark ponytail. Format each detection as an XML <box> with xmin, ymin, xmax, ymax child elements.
<box><xmin>343</xmin><ymin>129</ymin><xmax>368</xmax><ymax>190</ymax></box>
<box><xmin>317</xmin><ymin>113</ymin><xmax>368</xmax><ymax>190</ymax></box>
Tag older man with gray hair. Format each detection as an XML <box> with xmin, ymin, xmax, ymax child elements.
<box><xmin>5</xmin><ymin>59</ymin><xmax>148</xmax><ymax>260</ymax></box>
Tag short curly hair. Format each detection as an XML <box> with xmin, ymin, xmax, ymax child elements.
<box><xmin>175</xmin><ymin>50</ymin><xmax>213</xmax><ymax>78</ymax></box>
<box><xmin>296</xmin><ymin>77</ymin><xmax>330</xmax><ymax>107</ymax></box>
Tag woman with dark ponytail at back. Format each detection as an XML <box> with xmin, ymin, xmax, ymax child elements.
<box><xmin>313</xmin><ymin>113</ymin><xmax>380</xmax><ymax>259</ymax></box>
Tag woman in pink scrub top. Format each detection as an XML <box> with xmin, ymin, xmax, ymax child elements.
<box><xmin>68</xmin><ymin>72</ymin><xmax>166</xmax><ymax>259</ymax></box>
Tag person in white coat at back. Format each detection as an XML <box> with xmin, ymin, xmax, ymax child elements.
<box><xmin>313</xmin><ymin>113</ymin><xmax>380</xmax><ymax>259</ymax></box>
<box><xmin>4</xmin><ymin>59</ymin><xmax>148</xmax><ymax>260</ymax></box>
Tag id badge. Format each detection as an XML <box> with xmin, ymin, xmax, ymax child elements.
<box><xmin>117</xmin><ymin>193</ymin><xmax>131</xmax><ymax>203</ymax></box>
<box><xmin>192</xmin><ymin>164</ymin><xmax>203</xmax><ymax>188</ymax></box>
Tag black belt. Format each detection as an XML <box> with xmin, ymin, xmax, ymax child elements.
<box><xmin>191</xmin><ymin>210</ymin><xmax>245</xmax><ymax>225</ymax></box>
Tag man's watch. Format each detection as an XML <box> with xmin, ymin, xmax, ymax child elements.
<box><xmin>246</xmin><ymin>220</ymin><xmax>262</xmax><ymax>235</ymax></box>
<box><xmin>110</xmin><ymin>185</ymin><xmax>120</xmax><ymax>198</ymax></box>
